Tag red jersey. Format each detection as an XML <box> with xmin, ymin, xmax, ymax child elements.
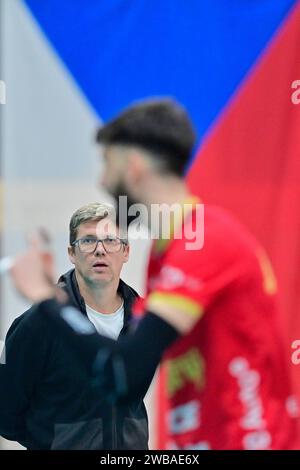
<box><xmin>133</xmin><ymin>202</ymin><xmax>299</xmax><ymax>449</ymax></box>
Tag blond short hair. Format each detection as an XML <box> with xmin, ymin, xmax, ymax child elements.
<box><xmin>69</xmin><ymin>202</ymin><xmax>115</xmax><ymax>245</ymax></box>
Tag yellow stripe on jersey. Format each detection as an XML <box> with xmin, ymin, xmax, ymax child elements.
<box><xmin>256</xmin><ymin>248</ymin><xmax>277</xmax><ymax>295</ymax></box>
<box><xmin>147</xmin><ymin>291</ymin><xmax>204</xmax><ymax>318</ymax></box>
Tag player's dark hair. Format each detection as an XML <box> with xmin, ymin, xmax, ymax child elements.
<box><xmin>96</xmin><ymin>98</ymin><xmax>196</xmax><ymax>176</ymax></box>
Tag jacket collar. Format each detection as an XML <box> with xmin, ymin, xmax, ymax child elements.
<box><xmin>57</xmin><ymin>269</ymin><xmax>139</xmax><ymax>332</ymax></box>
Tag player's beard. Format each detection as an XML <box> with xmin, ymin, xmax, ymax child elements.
<box><xmin>110</xmin><ymin>181</ymin><xmax>140</xmax><ymax>233</ymax></box>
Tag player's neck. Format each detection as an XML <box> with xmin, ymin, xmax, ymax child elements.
<box><xmin>142</xmin><ymin>176</ymin><xmax>192</xmax><ymax>207</ymax></box>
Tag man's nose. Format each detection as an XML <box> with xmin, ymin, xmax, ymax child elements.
<box><xmin>94</xmin><ymin>240</ymin><xmax>106</xmax><ymax>255</ymax></box>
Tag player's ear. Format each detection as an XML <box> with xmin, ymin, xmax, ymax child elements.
<box><xmin>126</xmin><ymin>150</ymin><xmax>147</xmax><ymax>185</ymax></box>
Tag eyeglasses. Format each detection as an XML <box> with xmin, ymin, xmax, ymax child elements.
<box><xmin>72</xmin><ymin>236</ymin><xmax>128</xmax><ymax>254</ymax></box>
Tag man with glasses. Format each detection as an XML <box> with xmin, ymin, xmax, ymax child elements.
<box><xmin>68</xmin><ymin>203</ymin><xmax>130</xmax><ymax>341</ymax></box>
<box><xmin>0</xmin><ymin>202</ymin><xmax>149</xmax><ymax>450</ymax></box>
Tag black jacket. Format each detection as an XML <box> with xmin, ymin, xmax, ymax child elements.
<box><xmin>0</xmin><ymin>269</ymin><xmax>148</xmax><ymax>449</ymax></box>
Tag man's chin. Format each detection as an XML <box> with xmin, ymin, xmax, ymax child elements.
<box><xmin>88</xmin><ymin>273</ymin><xmax>112</xmax><ymax>286</ymax></box>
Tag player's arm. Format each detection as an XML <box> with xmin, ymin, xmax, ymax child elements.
<box><xmin>15</xmin><ymin>294</ymin><xmax>199</xmax><ymax>403</ymax></box>
<box><xmin>146</xmin><ymin>294</ymin><xmax>202</xmax><ymax>334</ymax></box>
<box><xmin>37</xmin><ymin>298</ymin><xmax>179</xmax><ymax>403</ymax></box>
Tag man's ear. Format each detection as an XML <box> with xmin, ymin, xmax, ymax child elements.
<box><xmin>125</xmin><ymin>150</ymin><xmax>147</xmax><ymax>187</ymax></box>
<box><xmin>123</xmin><ymin>243</ymin><xmax>130</xmax><ymax>263</ymax></box>
<box><xmin>68</xmin><ymin>246</ymin><xmax>76</xmax><ymax>265</ymax></box>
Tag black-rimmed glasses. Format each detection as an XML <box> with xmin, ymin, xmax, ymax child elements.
<box><xmin>72</xmin><ymin>236</ymin><xmax>127</xmax><ymax>254</ymax></box>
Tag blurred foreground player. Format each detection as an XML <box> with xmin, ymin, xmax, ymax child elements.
<box><xmin>11</xmin><ymin>99</ymin><xmax>299</xmax><ymax>449</ymax></box>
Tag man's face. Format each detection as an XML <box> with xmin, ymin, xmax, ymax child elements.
<box><xmin>68</xmin><ymin>219</ymin><xmax>129</xmax><ymax>287</ymax></box>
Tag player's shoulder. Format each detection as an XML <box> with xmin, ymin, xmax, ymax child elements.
<box><xmin>170</xmin><ymin>203</ymin><xmax>261</xmax><ymax>263</ymax></box>
<box><xmin>201</xmin><ymin>204</ymin><xmax>259</xmax><ymax>248</ymax></box>
<box><xmin>202</xmin><ymin>204</ymin><xmax>247</xmax><ymax>231</ymax></box>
